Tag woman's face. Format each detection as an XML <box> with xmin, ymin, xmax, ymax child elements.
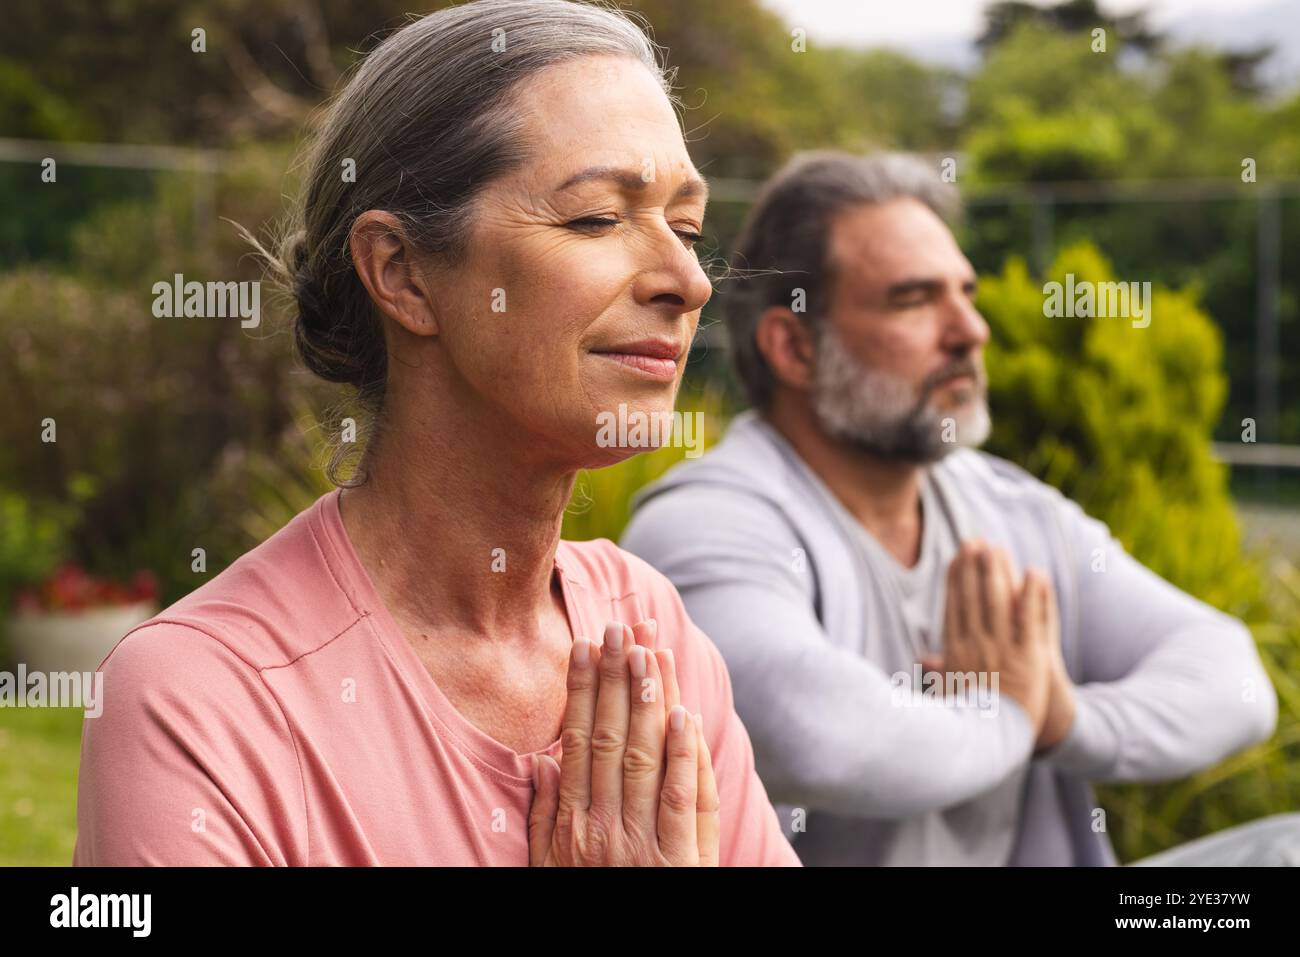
<box><xmin>422</xmin><ymin>54</ymin><xmax>712</xmax><ymax>467</ymax></box>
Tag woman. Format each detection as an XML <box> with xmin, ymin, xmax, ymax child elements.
<box><xmin>73</xmin><ymin>0</ymin><xmax>799</xmax><ymax>866</ymax></box>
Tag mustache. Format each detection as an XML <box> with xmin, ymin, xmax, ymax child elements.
<box><xmin>919</xmin><ymin>357</ymin><xmax>984</xmax><ymax>396</ymax></box>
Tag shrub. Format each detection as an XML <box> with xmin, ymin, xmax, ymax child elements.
<box><xmin>978</xmin><ymin>240</ymin><xmax>1257</xmax><ymax>616</ymax></box>
<box><xmin>977</xmin><ymin>240</ymin><xmax>1298</xmax><ymax>859</ymax></box>
<box><xmin>0</xmin><ymin>148</ymin><xmax>321</xmax><ymax>604</ymax></box>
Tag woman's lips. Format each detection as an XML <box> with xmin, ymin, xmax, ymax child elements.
<box><xmin>593</xmin><ymin>351</ymin><xmax>679</xmax><ymax>380</ymax></box>
<box><xmin>591</xmin><ymin>338</ymin><xmax>683</xmax><ymax>380</ymax></box>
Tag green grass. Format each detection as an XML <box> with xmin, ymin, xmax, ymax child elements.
<box><xmin>0</xmin><ymin>706</ymin><xmax>83</xmax><ymax>866</ymax></box>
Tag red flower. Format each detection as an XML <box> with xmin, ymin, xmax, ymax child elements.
<box><xmin>15</xmin><ymin>564</ymin><xmax>159</xmax><ymax>613</ymax></box>
<box><xmin>129</xmin><ymin>570</ymin><xmax>160</xmax><ymax>602</ymax></box>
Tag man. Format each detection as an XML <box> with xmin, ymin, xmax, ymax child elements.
<box><xmin>620</xmin><ymin>151</ymin><xmax>1287</xmax><ymax>865</ymax></box>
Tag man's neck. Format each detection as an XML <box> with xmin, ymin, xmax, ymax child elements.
<box><xmin>763</xmin><ymin>399</ymin><xmax>925</xmax><ymax>568</ymax></box>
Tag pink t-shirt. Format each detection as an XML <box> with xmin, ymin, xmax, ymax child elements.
<box><xmin>73</xmin><ymin>489</ymin><xmax>800</xmax><ymax>866</ymax></box>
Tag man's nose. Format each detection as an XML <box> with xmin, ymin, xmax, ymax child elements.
<box><xmin>943</xmin><ymin>291</ymin><xmax>989</xmax><ymax>349</ymax></box>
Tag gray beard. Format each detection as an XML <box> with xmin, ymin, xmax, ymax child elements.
<box><xmin>810</xmin><ymin>325</ymin><xmax>991</xmax><ymax>464</ymax></box>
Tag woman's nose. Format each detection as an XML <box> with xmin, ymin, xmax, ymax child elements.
<box><xmin>633</xmin><ymin>230</ymin><xmax>714</xmax><ymax>314</ymax></box>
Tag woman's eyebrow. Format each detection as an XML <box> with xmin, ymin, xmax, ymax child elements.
<box><xmin>554</xmin><ymin>165</ymin><xmax>709</xmax><ymax>202</ymax></box>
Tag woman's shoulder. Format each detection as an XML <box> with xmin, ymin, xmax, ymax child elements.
<box><xmin>94</xmin><ymin>617</ymin><xmax>269</xmax><ymax>709</ymax></box>
<box><xmin>102</xmin><ymin>490</ymin><xmax>365</xmax><ymax>677</ymax></box>
<box><xmin>77</xmin><ymin>612</ymin><xmax>307</xmax><ymax>866</ymax></box>
<box><xmin>556</xmin><ymin>536</ymin><xmax>680</xmax><ymax>605</ymax></box>
<box><xmin>556</xmin><ymin>537</ymin><xmax>728</xmax><ymax>678</ymax></box>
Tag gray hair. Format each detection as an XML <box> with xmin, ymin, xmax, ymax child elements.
<box><xmin>266</xmin><ymin>0</ymin><xmax>672</xmax><ymax>483</ymax></box>
<box><xmin>723</xmin><ymin>151</ymin><xmax>962</xmax><ymax>411</ymax></box>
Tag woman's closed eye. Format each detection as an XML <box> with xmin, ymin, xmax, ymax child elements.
<box><xmin>674</xmin><ymin>226</ymin><xmax>705</xmax><ymax>248</ymax></box>
<box><xmin>566</xmin><ymin>216</ymin><xmax>704</xmax><ymax>249</ymax></box>
<box><xmin>567</xmin><ymin>215</ymin><xmax>620</xmax><ymax>230</ymax></box>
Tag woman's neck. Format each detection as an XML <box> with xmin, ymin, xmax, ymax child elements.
<box><xmin>337</xmin><ymin>389</ymin><xmax>576</xmax><ymax>642</ymax></box>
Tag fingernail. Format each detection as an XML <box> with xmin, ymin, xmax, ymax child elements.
<box><xmin>694</xmin><ymin>712</ymin><xmax>704</xmax><ymax>734</ymax></box>
<box><xmin>660</xmin><ymin>647</ymin><xmax>675</xmax><ymax>672</ymax></box>
<box><xmin>670</xmin><ymin>705</ymin><xmax>686</xmax><ymax>732</ymax></box>
<box><xmin>573</xmin><ymin>637</ymin><xmax>590</xmax><ymax>667</ymax></box>
<box><xmin>604</xmin><ymin>621</ymin><xmax>624</xmax><ymax>653</ymax></box>
<box><xmin>646</xmin><ymin>618</ymin><xmax>658</xmax><ymax>640</ymax></box>
<box><xmin>532</xmin><ymin>755</ymin><xmax>542</xmax><ymax>788</ymax></box>
<box><xmin>629</xmin><ymin>644</ymin><xmax>647</xmax><ymax>679</ymax></box>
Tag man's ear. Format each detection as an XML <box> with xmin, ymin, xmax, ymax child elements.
<box><xmin>755</xmin><ymin>305</ymin><xmax>817</xmax><ymax>392</ymax></box>
<box><xmin>349</xmin><ymin>210</ymin><xmax>439</xmax><ymax>337</ymax></box>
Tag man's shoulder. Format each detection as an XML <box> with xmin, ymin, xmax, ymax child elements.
<box><xmin>935</xmin><ymin>449</ymin><xmax>1111</xmax><ymax>567</ymax></box>
<box><xmin>936</xmin><ymin>448</ymin><xmax>1069</xmax><ymax>506</ymax></box>
<box><xmin>631</xmin><ymin>410</ymin><xmax>811</xmax><ymax>518</ymax></box>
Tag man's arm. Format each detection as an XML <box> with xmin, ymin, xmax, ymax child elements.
<box><xmin>1038</xmin><ymin>496</ymin><xmax>1277</xmax><ymax>781</ymax></box>
<box><xmin>621</xmin><ymin>485</ymin><xmax>1036</xmax><ymax>819</ymax></box>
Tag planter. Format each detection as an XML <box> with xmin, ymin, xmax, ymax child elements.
<box><xmin>4</xmin><ymin>601</ymin><xmax>158</xmax><ymax>674</ymax></box>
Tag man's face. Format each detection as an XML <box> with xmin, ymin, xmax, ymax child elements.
<box><xmin>810</xmin><ymin>197</ymin><xmax>991</xmax><ymax>462</ymax></box>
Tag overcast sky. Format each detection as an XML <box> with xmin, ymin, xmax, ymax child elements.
<box><xmin>758</xmin><ymin>0</ymin><xmax>1297</xmax><ymax>85</ymax></box>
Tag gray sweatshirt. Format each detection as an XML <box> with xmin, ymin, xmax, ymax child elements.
<box><xmin>620</xmin><ymin>410</ymin><xmax>1277</xmax><ymax>865</ymax></box>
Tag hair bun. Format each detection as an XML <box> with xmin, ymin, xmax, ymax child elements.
<box><xmin>285</xmin><ymin>232</ymin><xmax>323</xmax><ymax>325</ymax></box>
<box><xmin>285</xmin><ymin>233</ymin><xmax>357</xmax><ymax>388</ymax></box>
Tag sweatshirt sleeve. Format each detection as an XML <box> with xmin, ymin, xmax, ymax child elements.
<box><xmin>73</xmin><ymin>621</ymin><xmax>307</xmax><ymax>866</ymax></box>
<box><xmin>621</xmin><ymin>485</ymin><xmax>1036</xmax><ymax>821</ymax></box>
<box><xmin>693</xmin><ymin>623</ymin><xmax>803</xmax><ymax>867</ymax></box>
<box><xmin>1037</xmin><ymin>496</ymin><xmax>1277</xmax><ymax>781</ymax></box>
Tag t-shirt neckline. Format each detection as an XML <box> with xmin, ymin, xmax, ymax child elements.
<box><xmin>313</xmin><ymin>487</ymin><xmax>581</xmax><ymax>786</ymax></box>
<box><xmin>840</xmin><ymin>470</ymin><xmax>939</xmax><ymax>586</ymax></box>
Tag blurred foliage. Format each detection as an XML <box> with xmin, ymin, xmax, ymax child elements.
<box><xmin>964</xmin><ymin>22</ymin><xmax>1288</xmax><ymax>181</ymax></box>
<box><xmin>978</xmin><ymin>240</ymin><xmax>1300</xmax><ymax>858</ymax></box>
<box><xmin>561</xmin><ymin>386</ymin><xmax>730</xmax><ymax>542</ymax></box>
<box><xmin>980</xmin><ymin>240</ymin><xmax>1256</xmax><ymax>614</ymax></box>
<box><xmin>0</xmin><ymin>491</ymin><xmax>74</xmax><ymax>618</ymax></box>
<box><xmin>1101</xmin><ymin>556</ymin><xmax>1300</xmax><ymax>860</ymax></box>
<box><xmin>203</xmin><ymin>393</ymin><xmax>345</xmax><ymax>556</ymax></box>
<box><xmin>0</xmin><ymin>145</ymin><xmax>328</xmax><ymax>605</ymax></box>
<box><xmin>957</xmin><ymin>16</ymin><xmax>1300</xmax><ymax>448</ymax></box>
<box><xmin>0</xmin><ymin>60</ymin><xmax>95</xmax><ymax>141</ymax></box>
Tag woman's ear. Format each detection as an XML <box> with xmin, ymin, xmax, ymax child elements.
<box><xmin>349</xmin><ymin>210</ymin><xmax>439</xmax><ymax>336</ymax></box>
<box><xmin>755</xmin><ymin>305</ymin><xmax>817</xmax><ymax>392</ymax></box>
